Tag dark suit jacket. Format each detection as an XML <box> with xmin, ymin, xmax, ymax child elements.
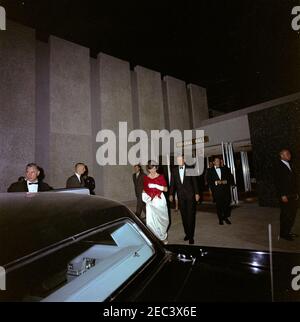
<box><xmin>275</xmin><ymin>160</ymin><xmax>298</xmax><ymax>199</ymax></box>
<box><xmin>66</xmin><ymin>174</ymin><xmax>85</xmax><ymax>189</ymax></box>
<box><xmin>206</xmin><ymin>166</ymin><xmax>233</xmax><ymax>202</ymax></box>
<box><xmin>132</xmin><ymin>171</ymin><xmax>145</xmax><ymax>197</ymax></box>
<box><xmin>83</xmin><ymin>176</ymin><xmax>96</xmax><ymax>195</ymax></box>
<box><xmin>7</xmin><ymin>181</ymin><xmax>52</xmax><ymax>192</ymax></box>
<box><xmin>161</xmin><ymin>165</ymin><xmax>171</xmax><ymax>191</ymax></box>
<box><xmin>169</xmin><ymin>166</ymin><xmax>199</xmax><ymax>200</ymax></box>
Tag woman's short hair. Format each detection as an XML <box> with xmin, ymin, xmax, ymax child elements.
<box><xmin>146</xmin><ymin>160</ymin><xmax>159</xmax><ymax>171</ymax></box>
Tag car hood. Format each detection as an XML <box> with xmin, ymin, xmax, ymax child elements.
<box><xmin>126</xmin><ymin>245</ymin><xmax>300</xmax><ymax>302</ymax></box>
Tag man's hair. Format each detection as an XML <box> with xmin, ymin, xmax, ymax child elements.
<box><xmin>279</xmin><ymin>148</ymin><xmax>290</xmax><ymax>156</ymax></box>
<box><xmin>26</xmin><ymin>163</ymin><xmax>39</xmax><ymax>171</ymax></box>
<box><xmin>75</xmin><ymin>162</ymin><xmax>85</xmax><ymax>170</ymax></box>
<box><xmin>212</xmin><ymin>156</ymin><xmax>222</xmax><ymax>162</ymax></box>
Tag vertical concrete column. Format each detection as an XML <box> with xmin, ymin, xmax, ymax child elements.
<box><xmin>187</xmin><ymin>84</ymin><xmax>209</xmax><ymax>128</ymax></box>
<box><xmin>0</xmin><ymin>21</ymin><xmax>36</xmax><ymax>192</ymax></box>
<box><xmin>49</xmin><ymin>36</ymin><xmax>93</xmax><ymax>188</ymax></box>
<box><xmin>135</xmin><ymin>66</ymin><xmax>165</xmax><ymax>130</ymax></box>
<box><xmin>130</xmin><ymin>70</ymin><xmax>140</xmax><ymax>130</ymax></box>
<box><xmin>35</xmin><ymin>40</ymin><xmax>50</xmax><ymax>176</ymax></box>
<box><xmin>162</xmin><ymin>79</ymin><xmax>170</xmax><ymax>131</ymax></box>
<box><xmin>98</xmin><ymin>53</ymin><xmax>135</xmax><ymax>201</ymax></box>
<box><xmin>90</xmin><ymin>57</ymin><xmax>104</xmax><ymax>195</ymax></box>
<box><xmin>134</xmin><ymin>66</ymin><xmax>165</xmax><ymax>162</ymax></box>
<box><xmin>164</xmin><ymin>76</ymin><xmax>191</xmax><ymax>131</ymax></box>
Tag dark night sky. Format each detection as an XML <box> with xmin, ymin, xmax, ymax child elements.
<box><xmin>1</xmin><ymin>0</ymin><xmax>300</xmax><ymax>112</ymax></box>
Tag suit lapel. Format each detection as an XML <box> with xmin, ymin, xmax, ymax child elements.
<box><xmin>212</xmin><ymin>168</ymin><xmax>219</xmax><ymax>180</ymax></box>
<box><xmin>281</xmin><ymin>160</ymin><xmax>293</xmax><ymax>173</ymax></box>
<box><xmin>220</xmin><ymin>167</ymin><xmax>224</xmax><ymax>180</ymax></box>
<box><xmin>286</xmin><ymin>164</ymin><xmax>292</xmax><ymax>173</ymax></box>
<box><xmin>282</xmin><ymin>162</ymin><xmax>293</xmax><ymax>175</ymax></box>
<box><xmin>138</xmin><ymin>173</ymin><xmax>143</xmax><ymax>185</ymax></box>
<box><xmin>177</xmin><ymin>167</ymin><xmax>181</xmax><ymax>185</ymax></box>
<box><xmin>23</xmin><ymin>181</ymin><xmax>29</xmax><ymax>192</ymax></box>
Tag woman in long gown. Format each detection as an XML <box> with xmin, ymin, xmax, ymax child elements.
<box><xmin>142</xmin><ymin>161</ymin><xmax>169</xmax><ymax>244</ymax></box>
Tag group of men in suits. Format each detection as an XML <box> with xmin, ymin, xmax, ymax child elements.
<box><xmin>7</xmin><ymin>162</ymin><xmax>95</xmax><ymax>195</ymax></box>
<box><xmin>133</xmin><ymin>155</ymin><xmax>233</xmax><ymax>245</ymax></box>
<box><xmin>8</xmin><ymin>149</ymin><xmax>298</xmax><ymax>244</ymax></box>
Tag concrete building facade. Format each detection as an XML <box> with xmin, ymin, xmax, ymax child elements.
<box><xmin>0</xmin><ymin>20</ymin><xmax>208</xmax><ymax>202</ymax></box>
<box><xmin>2</xmin><ymin>20</ymin><xmax>300</xmax><ymax>206</ymax></box>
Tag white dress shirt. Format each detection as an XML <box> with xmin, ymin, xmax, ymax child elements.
<box><xmin>281</xmin><ymin>160</ymin><xmax>292</xmax><ymax>171</ymax></box>
<box><xmin>179</xmin><ymin>165</ymin><xmax>185</xmax><ymax>184</ymax></box>
<box><xmin>215</xmin><ymin>166</ymin><xmax>222</xmax><ymax>180</ymax></box>
<box><xmin>75</xmin><ymin>172</ymin><xmax>82</xmax><ymax>183</ymax></box>
<box><xmin>27</xmin><ymin>180</ymin><xmax>38</xmax><ymax>193</ymax></box>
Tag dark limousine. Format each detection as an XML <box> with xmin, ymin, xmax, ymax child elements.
<box><xmin>0</xmin><ymin>192</ymin><xmax>299</xmax><ymax>302</ymax></box>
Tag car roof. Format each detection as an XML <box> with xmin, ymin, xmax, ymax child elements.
<box><xmin>0</xmin><ymin>192</ymin><xmax>134</xmax><ymax>266</ymax></box>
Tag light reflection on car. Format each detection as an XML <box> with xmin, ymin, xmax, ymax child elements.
<box><xmin>0</xmin><ymin>192</ymin><xmax>299</xmax><ymax>302</ymax></box>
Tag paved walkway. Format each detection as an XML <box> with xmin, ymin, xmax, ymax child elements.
<box><xmin>127</xmin><ymin>201</ymin><xmax>300</xmax><ymax>253</ymax></box>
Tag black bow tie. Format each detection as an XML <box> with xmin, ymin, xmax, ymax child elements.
<box><xmin>179</xmin><ymin>167</ymin><xmax>184</xmax><ymax>170</ymax></box>
<box><xmin>28</xmin><ymin>182</ymin><xmax>38</xmax><ymax>185</ymax></box>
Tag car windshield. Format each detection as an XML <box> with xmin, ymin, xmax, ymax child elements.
<box><xmin>1</xmin><ymin>220</ymin><xmax>155</xmax><ymax>302</ymax></box>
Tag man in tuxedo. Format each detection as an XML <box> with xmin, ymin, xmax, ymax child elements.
<box><xmin>275</xmin><ymin>149</ymin><xmax>299</xmax><ymax>241</ymax></box>
<box><xmin>206</xmin><ymin>157</ymin><xmax>234</xmax><ymax>225</ymax></box>
<box><xmin>169</xmin><ymin>155</ymin><xmax>200</xmax><ymax>244</ymax></box>
<box><xmin>132</xmin><ymin>164</ymin><xmax>146</xmax><ymax>219</ymax></box>
<box><xmin>7</xmin><ymin>163</ymin><xmax>52</xmax><ymax>192</ymax></box>
<box><xmin>66</xmin><ymin>163</ymin><xmax>86</xmax><ymax>189</ymax></box>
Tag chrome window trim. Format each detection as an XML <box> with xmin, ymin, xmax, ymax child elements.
<box><xmin>4</xmin><ymin>217</ymin><xmax>156</xmax><ymax>274</ymax></box>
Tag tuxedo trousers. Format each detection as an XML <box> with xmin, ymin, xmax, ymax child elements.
<box><xmin>215</xmin><ymin>198</ymin><xmax>231</xmax><ymax>221</ymax></box>
<box><xmin>178</xmin><ymin>197</ymin><xmax>196</xmax><ymax>239</ymax></box>
<box><xmin>135</xmin><ymin>194</ymin><xmax>145</xmax><ymax>217</ymax></box>
<box><xmin>280</xmin><ymin>199</ymin><xmax>298</xmax><ymax>237</ymax></box>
